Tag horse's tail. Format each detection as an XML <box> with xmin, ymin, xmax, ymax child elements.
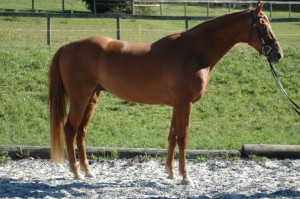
<box><xmin>49</xmin><ymin>45</ymin><xmax>67</xmax><ymax>163</ymax></box>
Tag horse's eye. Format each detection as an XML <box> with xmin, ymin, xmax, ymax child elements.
<box><xmin>260</xmin><ymin>24</ymin><xmax>267</xmax><ymax>33</ymax></box>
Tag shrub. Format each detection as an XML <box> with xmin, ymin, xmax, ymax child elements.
<box><xmin>82</xmin><ymin>0</ymin><xmax>132</xmax><ymax>14</ymax></box>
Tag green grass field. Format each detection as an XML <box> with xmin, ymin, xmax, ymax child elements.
<box><xmin>0</xmin><ymin>0</ymin><xmax>89</xmax><ymax>13</ymax></box>
<box><xmin>0</xmin><ymin>2</ymin><xmax>300</xmax><ymax>150</ymax></box>
<box><xmin>1</xmin><ymin>0</ymin><xmax>300</xmax><ymax>18</ymax></box>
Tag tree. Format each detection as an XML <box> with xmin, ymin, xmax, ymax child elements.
<box><xmin>82</xmin><ymin>0</ymin><xmax>131</xmax><ymax>14</ymax></box>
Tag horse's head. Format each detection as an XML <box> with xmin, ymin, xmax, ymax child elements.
<box><xmin>249</xmin><ymin>1</ymin><xmax>283</xmax><ymax>63</ymax></box>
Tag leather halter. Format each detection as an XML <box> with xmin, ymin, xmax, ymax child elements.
<box><xmin>249</xmin><ymin>12</ymin><xmax>300</xmax><ymax>115</ymax></box>
<box><xmin>249</xmin><ymin>11</ymin><xmax>277</xmax><ymax>59</ymax></box>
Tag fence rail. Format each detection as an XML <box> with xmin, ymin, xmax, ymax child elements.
<box><xmin>1</xmin><ymin>1</ymin><xmax>300</xmax><ymax>45</ymax></box>
<box><xmin>0</xmin><ymin>12</ymin><xmax>299</xmax><ymax>46</ymax></box>
<box><xmin>134</xmin><ymin>0</ymin><xmax>300</xmax><ymax>3</ymax></box>
<box><xmin>1</xmin><ymin>0</ymin><xmax>300</xmax><ymax>16</ymax></box>
<box><xmin>132</xmin><ymin>0</ymin><xmax>300</xmax><ymax>17</ymax></box>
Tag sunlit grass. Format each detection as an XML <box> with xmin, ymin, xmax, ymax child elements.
<box><xmin>0</xmin><ymin>45</ymin><xmax>299</xmax><ymax>149</ymax></box>
<box><xmin>0</xmin><ymin>0</ymin><xmax>89</xmax><ymax>13</ymax></box>
<box><xmin>0</xmin><ymin>3</ymin><xmax>299</xmax><ymax>149</ymax></box>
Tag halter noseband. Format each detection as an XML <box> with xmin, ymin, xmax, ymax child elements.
<box><xmin>249</xmin><ymin>11</ymin><xmax>277</xmax><ymax>59</ymax></box>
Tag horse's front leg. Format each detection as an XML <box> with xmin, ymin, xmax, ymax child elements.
<box><xmin>77</xmin><ymin>90</ymin><xmax>101</xmax><ymax>178</ymax></box>
<box><xmin>165</xmin><ymin>110</ymin><xmax>177</xmax><ymax>179</ymax></box>
<box><xmin>175</xmin><ymin>102</ymin><xmax>194</xmax><ymax>186</ymax></box>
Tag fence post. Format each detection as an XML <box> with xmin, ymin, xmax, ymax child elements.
<box><xmin>207</xmin><ymin>2</ymin><xmax>209</xmax><ymax>17</ymax></box>
<box><xmin>93</xmin><ymin>0</ymin><xmax>97</xmax><ymax>15</ymax></box>
<box><xmin>132</xmin><ymin>0</ymin><xmax>135</xmax><ymax>15</ymax></box>
<box><xmin>184</xmin><ymin>2</ymin><xmax>187</xmax><ymax>17</ymax></box>
<box><xmin>228</xmin><ymin>2</ymin><xmax>231</xmax><ymax>13</ymax></box>
<box><xmin>32</xmin><ymin>0</ymin><xmax>34</xmax><ymax>12</ymax></box>
<box><xmin>47</xmin><ymin>15</ymin><xmax>51</xmax><ymax>45</ymax></box>
<box><xmin>185</xmin><ymin>18</ymin><xmax>189</xmax><ymax>30</ymax></box>
<box><xmin>289</xmin><ymin>3</ymin><xmax>291</xmax><ymax>18</ymax></box>
<box><xmin>160</xmin><ymin>2</ymin><xmax>163</xmax><ymax>16</ymax></box>
<box><xmin>116</xmin><ymin>16</ymin><xmax>120</xmax><ymax>40</ymax></box>
<box><xmin>269</xmin><ymin>3</ymin><xmax>272</xmax><ymax>19</ymax></box>
<box><xmin>62</xmin><ymin>0</ymin><xmax>65</xmax><ymax>12</ymax></box>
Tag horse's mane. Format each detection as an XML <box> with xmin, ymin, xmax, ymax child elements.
<box><xmin>183</xmin><ymin>9</ymin><xmax>250</xmax><ymax>36</ymax></box>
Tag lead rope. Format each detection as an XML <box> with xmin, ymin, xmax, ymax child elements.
<box><xmin>268</xmin><ymin>61</ymin><xmax>300</xmax><ymax>115</ymax></box>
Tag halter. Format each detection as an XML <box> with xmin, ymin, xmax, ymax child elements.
<box><xmin>249</xmin><ymin>11</ymin><xmax>300</xmax><ymax>116</ymax></box>
<box><xmin>249</xmin><ymin>11</ymin><xmax>277</xmax><ymax>59</ymax></box>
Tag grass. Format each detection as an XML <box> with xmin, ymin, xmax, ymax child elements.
<box><xmin>0</xmin><ymin>45</ymin><xmax>299</xmax><ymax>149</ymax></box>
<box><xmin>0</xmin><ymin>5</ymin><xmax>299</xmax><ymax>150</ymax></box>
<box><xmin>248</xmin><ymin>154</ymin><xmax>268</xmax><ymax>162</ymax></box>
<box><xmin>0</xmin><ymin>16</ymin><xmax>299</xmax><ymax>46</ymax></box>
<box><xmin>0</xmin><ymin>0</ymin><xmax>89</xmax><ymax>13</ymax></box>
<box><xmin>0</xmin><ymin>151</ymin><xmax>11</xmax><ymax>164</ymax></box>
<box><xmin>1</xmin><ymin>0</ymin><xmax>299</xmax><ymax>18</ymax></box>
<box><xmin>0</xmin><ymin>47</ymin><xmax>50</xmax><ymax>145</ymax></box>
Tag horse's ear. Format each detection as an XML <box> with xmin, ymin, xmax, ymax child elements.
<box><xmin>254</xmin><ymin>0</ymin><xmax>264</xmax><ymax>15</ymax></box>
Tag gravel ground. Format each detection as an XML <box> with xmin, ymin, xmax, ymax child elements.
<box><xmin>0</xmin><ymin>158</ymin><xmax>300</xmax><ymax>198</ymax></box>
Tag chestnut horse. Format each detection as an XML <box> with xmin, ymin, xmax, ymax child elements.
<box><xmin>49</xmin><ymin>1</ymin><xmax>283</xmax><ymax>185</ymax></box>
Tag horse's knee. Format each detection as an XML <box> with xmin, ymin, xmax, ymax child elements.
<box><xmin>76</xmin><ymin>128</ymin><xmax>87</xmax><ymax>143</ymax></box>
<box><xmin>176</xmin><ymin>136</ymin><xmax>187</xmax><ymax>148</ymax></box>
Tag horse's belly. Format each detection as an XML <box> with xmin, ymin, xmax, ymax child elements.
<box><xmin>107</xmin><ymin>86</ymin><xmax>169</xmax><ymax>105</ymax></box>
<box><xmin>100</xmin><ymin>75</ymin><xmax>170</xmax><ymax>105</ymax></box>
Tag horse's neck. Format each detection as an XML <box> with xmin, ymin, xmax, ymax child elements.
<box><xmin>186</xmin><ymin>11</ymin><xmax>251</xmax><ymax>69</ymax></box>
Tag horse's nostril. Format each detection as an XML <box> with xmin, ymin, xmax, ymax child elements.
<box><xmin>277</xmin><ymin>53</ymin><xmax>282</xmax><ymax>60</ymax></box>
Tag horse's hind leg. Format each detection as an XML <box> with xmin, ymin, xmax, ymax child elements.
<box><xmin>165</xmin><ymin>110</ymin><xmax>177</xmax><ymax>179</ymax></box>
<box><xmin>65</xmin><ymin>114</ymin><xmax>84</xmax><ymax>180</ymax></box>
<box><xmin>65</xmin><ymin>91</ymin><xmax>94</xmax><ymax>180</ymax></box>
<box><xmin>77</xmin><ymin>89</ymin><xmax>101</xmax><ymax>178</ymax></box>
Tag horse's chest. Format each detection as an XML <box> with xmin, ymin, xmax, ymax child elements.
<box><xmin>191</xmin><ymin>69</ymin><xmax>210</xmax><ymax>102</ymax></box>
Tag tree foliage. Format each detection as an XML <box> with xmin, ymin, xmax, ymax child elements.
<box><xmin>82</xmin><ymin>0</ymin><xmax>131</xmax><ymax>13</ymax></box>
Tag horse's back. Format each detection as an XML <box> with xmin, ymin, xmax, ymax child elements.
<box><xmin>58</xmin><ymin>35</ymin><xmax>173</xmax><ymax>105</ymax></box>
<box><xmin>98</xmin><ymin>42</ymin><xmax>172</xmax><ymax>104</ymax></box>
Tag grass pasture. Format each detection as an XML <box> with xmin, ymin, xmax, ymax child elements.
<box><xmin>1</xmin><ymin>0</ymin><xmax>300</xmax><ymax>18</ymax></box>
<box><xmin>0</xmin><ymin>9</ymin><xmax>300</xmax><ymax>150</ymax></box>
<box><xmin>0</xmin><ymin>0</ymin><xmax>89</xmax><ymax>13</ymax></box>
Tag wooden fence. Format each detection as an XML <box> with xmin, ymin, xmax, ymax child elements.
<box><xmin>2</xmin><ymin>0</ymin><xmax>300</xmax><ymax>17</ymax></box>
<box><xmin>132</xmin><ymin>0</ymin><xmax>300</xmax><ymax>18</ymax></box>
<box><xmin>0</xmin><ymin>11</ymin><xmax>299</xmax><ymax>45</ymax></box>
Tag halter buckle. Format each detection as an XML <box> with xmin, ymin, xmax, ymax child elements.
<box><xmin>262</xmin><ymin>45</ymin><xmax>272</xmax><ymax>56</ymax></box>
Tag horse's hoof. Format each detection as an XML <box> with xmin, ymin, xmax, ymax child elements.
<box><xmin>85</xmin><ymin>171</ymin><xmax>96</xmax><ymax>178</ymax></box>
<box><xmin>74</xmin><ymin>173</ymin><xmax>85</xmax><ymax>180</ymax></box>
<box><xmin>165</xmin><ymin>168</ymin><xmax>176</xmax><ymax>180</ymax></box>
<box><xmin>167</xmin><ymin>174</ymin><xmax>177</xmax><ymax>180</ymax></box>
<box><xmin>181</xmin><ymin>177</ymin><xmax>195</xmax><ymax>187</ymax></box>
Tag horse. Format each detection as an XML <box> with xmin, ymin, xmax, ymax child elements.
<box><xmin>49</xmin><ymin>0</ymin><xmax>283</xmax><ymax>185</ymax></box>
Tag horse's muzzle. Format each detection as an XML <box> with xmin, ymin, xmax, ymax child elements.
<box><xmin>268</xmin><ymin>49</ymin><xmax>283</xmax><ymax>63</ymax></box>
